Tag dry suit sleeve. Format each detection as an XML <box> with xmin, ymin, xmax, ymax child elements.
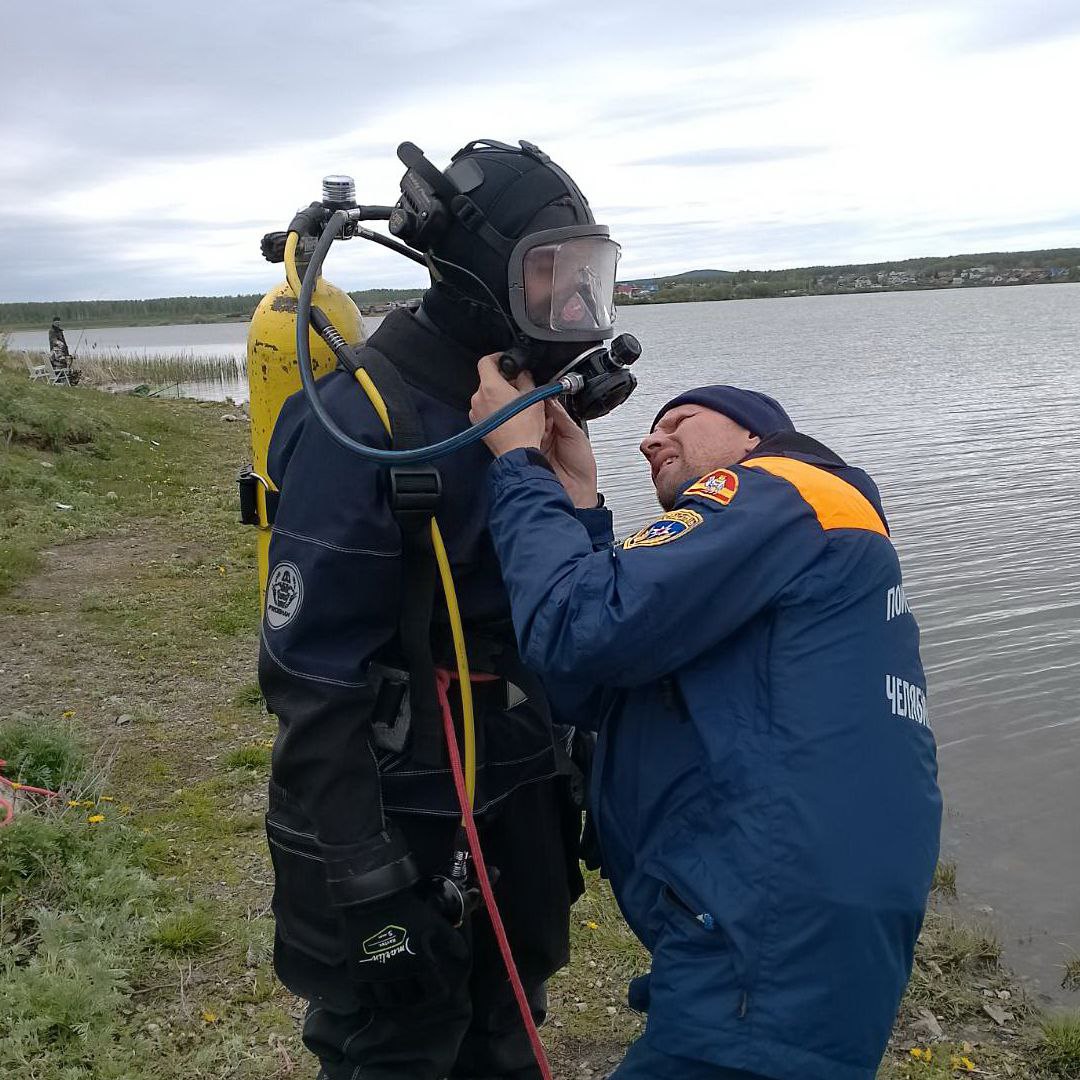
<box><xmin>487</xmin><ymin>448</ymin><xmax>828</xmax><ymax>687</ymax></box>
<box><xmin>258</xmin><ymin>377</ymin><xmax>404</xmax><ymax>886</ymax></box>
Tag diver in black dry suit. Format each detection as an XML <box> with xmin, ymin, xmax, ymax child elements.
<box><xmin>258</xmin><ymin>140</ymin><xmax>622</xmax><ymax>1079</ymax></box>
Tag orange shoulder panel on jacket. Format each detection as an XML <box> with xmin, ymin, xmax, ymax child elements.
<box><xmin>741</xmin><ymin>456</ymin><xmax>888</xmax><ymax>536</ymax></box>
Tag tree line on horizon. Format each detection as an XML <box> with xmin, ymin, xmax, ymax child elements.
<box><xmin>622</xmin><ymin>247</ymin><xmax>1080</xmax><ymax>303</ymax></box>
<box><xmin>2</xmin><ymin>248</ymin><xmax>1078</xmax><ymax>329</ymax></box>
<box><xmin>0</xmin><ymin>288</ymin><xmax>422</xmax><ymax>330</ymax></box>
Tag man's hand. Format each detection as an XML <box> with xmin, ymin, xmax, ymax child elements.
<box><xmin>470</xmin><ymin>354</ymin><xmax>545</xmax><ymax>457</ymax></box>
<box><xmin>542</xmin><ymin>400</ymin><xmax>599</xmax><ymax>508</ymax></box>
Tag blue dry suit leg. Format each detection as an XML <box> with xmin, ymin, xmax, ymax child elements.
<box><xmin>608</xmin><ymin>1040</ymin><xmax>775</xmax><ymax>1080</ymax></box>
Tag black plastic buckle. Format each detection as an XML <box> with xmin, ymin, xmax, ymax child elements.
<box><xmin>238</xmin><ymin>466</ymin><xmax>278</xmax><ymax>526</ymax></box>
<box><xmin>452</xmin><ymin>195</ymin><xmax>485</xmax><ymax>232</ymax></box>
<box><xmin>238</xmin><ymin>467</ymin><xmax>261</xmax><ymax>526</ymax></box>
<box><xmin>388</xmin><ymin>466</ymin><xmax>442</xmax><ymax>526</ymax></box>
<box><xmin>518</xmin><ymin>140</ymin><xmax>550</xmax><ymax>164</ymax></box>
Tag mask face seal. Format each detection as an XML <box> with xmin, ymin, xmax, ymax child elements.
<box><xmin>508</xmin><ymin>226</ymin><xmax>620</xmax><ymax>343</ymax></box>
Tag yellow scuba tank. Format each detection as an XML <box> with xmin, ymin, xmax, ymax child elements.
<box><xmin>245</xmin><ymin>273</ymin><xmax>365</xmax><ymax>599</ymax></box>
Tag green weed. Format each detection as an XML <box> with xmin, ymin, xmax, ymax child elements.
<box><xmin>205</xmin><ymin>584</ymin><xmax>258</xmax><ymax>636</ymax></box>
<box><xmin>1038</xmin><ymin>1012</ymin><xmax>1080</xmax><ymax>1077</ymax></box>
<box><xmin>220</xmin><ymin>744</ymin><xmax>272</xmax><ymax>772</ymax></box>
<box><xmin>904</xmin><ymin>914</ymin><xmax>1004</xmax><ymax>1023</ymax></box>
<box><xmin>149</xmin><ymin>905</ymin><xmax>220</xmax><ymax>955</ymax></box>
<box><xmin>0</xmin><ymin>814</ymin><xmax>87</xmax><ymax>892</ymax></box>
<box><xmin>0</xmin><ymin>716</ymin><xmax>87</xmax><ymax>790</ymax></box>
<box><xmin>1062</xmin><ymin>951</ymin><xmax>1080</xmax><ymax>993</ymax></box>
<box><xmin>931</xmin><ymin>860</ymin><xmax>958</xmax><ymax>900</ymax></box>
<box><xmin>0</xmin><ymin>542</ymin><xmax>40</xmax><ymax>593</ymax></box>
<box><xmin>230</xmin><ymin>681</ymin><xmax>264</xmax><ymax>709</ymax></box>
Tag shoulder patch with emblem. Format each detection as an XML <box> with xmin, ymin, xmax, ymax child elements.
<box><xmin>266</xmin><ymin>561</ymin><xmax>304</xmax><ymax>629</ymax></box>
<box><xmin>684</xmin><ymin>468</ymin><xmax>739</xmax><ymax>507</ymax></box>
<box><xmin>622</xmin><ymin>508</ymin><xmax>704</xmax><ymax>550</ymax></box>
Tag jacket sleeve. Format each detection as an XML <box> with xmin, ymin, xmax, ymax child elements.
<box><xmin>487</xmin><ymin>448</ymin><xmax>828</xmax><ymax>687</ymax></box>
<box><xmin>539</xmin><ymin>498</ymin><xmax>617</xmax><ymax>731</ymax></box>
<box><xmin>259</xmin><ymin>374</ymin><xmax>411</xmax><ymax>899</ymax></box>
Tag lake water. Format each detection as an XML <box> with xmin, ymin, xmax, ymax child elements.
<box><xmin>11</xmin><ymin>285</ymin><xmax>1080</xmax><ymax>1000</ymax></box>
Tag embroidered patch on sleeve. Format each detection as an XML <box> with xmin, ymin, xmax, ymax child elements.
<box><xmin>265</xmin><ymin>561</ymin><xmax>304</xmax><ymax>629</ymax></box>
<box><xmin>684</xmin><ymin>468</ymin><xmax>739</xmax><ymax>507</ymax></box>
<box><xmin>622</xmin><ymin>508</ymin><xmax>704</xmax><ymax>550</ymax></box>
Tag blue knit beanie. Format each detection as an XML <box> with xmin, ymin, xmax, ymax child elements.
<box><xmin>651</xmin><ymin>384</ymin><xmax>795</xmax><ymax>437</ymax></box>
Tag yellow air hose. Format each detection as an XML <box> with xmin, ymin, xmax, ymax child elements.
<box><xmin>283</xmin><ymin>232</ymin><xmax>303</xmax><ymax>296</ymax></box>
<box><xmin>284</xmin><ymin>232</ymin><xmax>477</xmax><ymax>809</ymax></box>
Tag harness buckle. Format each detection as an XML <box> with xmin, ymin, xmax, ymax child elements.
<box><xmin>452</xmin><ymin>195</ymin><xmax>485</xmax><ymax>232</ymax></box>
<box><xmin>388</xmin><ymin>465</ymin><xmax>442</xmax><ymax>527</ymax></box>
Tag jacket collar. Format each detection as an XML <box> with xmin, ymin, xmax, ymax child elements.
<box><xmin>366</xmin><ymin>307</ymin><xmax>480</xmax><ymax>412</ymax></box>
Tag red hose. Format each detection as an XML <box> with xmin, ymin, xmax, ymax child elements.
<box><xmin>435</xmin><ymin>670</ymin><xmax>554</xmax><ymax>1080</ymax></box>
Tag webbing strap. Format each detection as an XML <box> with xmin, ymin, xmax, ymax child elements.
<box><xmin>346</xmin><ymin>340</ymin><xmax>445</xmax><ymax>768</ymax></box>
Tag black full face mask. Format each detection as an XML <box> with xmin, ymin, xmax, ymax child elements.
<box><xmin>390</xmin><ymin>139</ymin><xmax>620</xmax><ymax>376</ymax></box>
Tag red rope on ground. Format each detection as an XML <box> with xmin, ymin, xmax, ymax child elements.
<box><xmin>435</xmin><ymin>670</ymin><xmax>554</xmax><ymax>1080</ymax></box>
<box><xmin>0</xmin><ymin>759</ymin><xmax>62</xmax><ymax>828</ymax></box>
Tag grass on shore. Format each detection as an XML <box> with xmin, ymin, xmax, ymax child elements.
<box><xmin>75</xmin><ymin>350</ymin><xmax>247</xmax><ymax>389</ymax></box>
<box><xmin>8</xmin><ymin>342</ymin><xmax>247</xmax><ymax>392</ymax></box>
<box><xmin>0</xmin><ymin>353</ymin><xmax>248</xmax><ymax>595</ymax></box>
<box><xmin>1</xmin><ymin>343</ymin><xmax>1078</xmax><ymax>1079</ymax></box>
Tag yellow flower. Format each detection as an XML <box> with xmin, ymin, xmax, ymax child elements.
<box><xmin>68</xmin><ymin>799</ymin><xmax>80</xmax><ymax>807</ymax></box>
<box><xmin>201</xmin><ymin>1010</ymin><xmax>218</xmax><ymax>1024</ymax></box>
<box><xmin>909</xmin><ymin>1047</ymin><xmax>932</xmax><ymax>1062</ymax></box>
<box><xmin>62</xmin><ymin>709</ymin><xmax>76</xmax><ymax>718</ymax></box>
<box><xmin>87</xmin><ymin>814</ymin><xmax>105</xmax><ymax>824</ymax></box>
<box><xmin>217</xmin><ymin>565</ymin><xmax>227</xmax><ymax>576</ymax></box>
<box><xmin>9</xmin><ymin>782</ymin><xmax>22</xmax><ymax>790</ymax></box>
<box><xmin>950</xmin><ymin>1056</ymin><xmax>976</xmax><ymax>1072</ymax></box>
<box><xmin>586</xmin><ymin>920</ymin><xmax>599</xmax><ymax>930</ymax></box>
<box><xmin>99</xmin><ymin>796</ymin><xmax>115</xmax><ymax>802</ymax></box>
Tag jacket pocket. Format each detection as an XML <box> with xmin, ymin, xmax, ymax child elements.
<box><xmin>265</xmin><ymin>806</ymin><xmax>344</xmax><ymax>966</ymax></box>
<box><xmin>657</xmin><ymin>880</ymin><xmax>752</xmax><ymax>1019</ymax></box>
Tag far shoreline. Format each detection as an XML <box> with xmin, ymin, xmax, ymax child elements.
<box><xmin>3</xmin><ymin>278</ymin><xmax>1076</xmax><ymax>334</ymax></box>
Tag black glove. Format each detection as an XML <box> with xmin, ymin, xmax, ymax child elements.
<box><xmin>343</xmin><ymin>885</ymin><xmax>469</xmax><ymax>1008</ymax></box>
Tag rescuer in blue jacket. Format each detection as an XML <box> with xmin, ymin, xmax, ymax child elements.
<box><xmin>470</xmin><ymin>364</ymin><xmax>943</xmax><ymax>1080</ymax></box>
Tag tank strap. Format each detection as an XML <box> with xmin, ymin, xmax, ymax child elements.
<box><xmin>345</xmin><ymin>340</ymin><xmax>446</xmax><ymax>769</ymax></box>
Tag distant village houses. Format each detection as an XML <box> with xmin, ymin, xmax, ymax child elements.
<box><xmin>614</xmin><ymin>283</ymin><xmax>658</xmax><ymax>300</ymax></box>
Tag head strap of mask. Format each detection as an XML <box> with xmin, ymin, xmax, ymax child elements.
<box><xmin>388</xmin><ymin>139</ymin><xmax>592</xmax><ymax>264</ymax></box>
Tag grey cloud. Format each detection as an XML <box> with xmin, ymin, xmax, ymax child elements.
<box><xmin>595</xmin><ymin>84</ymin><xmax>808</xmax><ymax>135</ymax></box>
<box><xmin>2</xmin><ymin>0</ymin><xmax>1077</xmax><ymax>301</ymax></box>
<box><xmin>615</xmin><ymin>216</ymin><xmax>879</xmax><ymax>273</ymax></box>
<box><xmin>629</xmin><ymin>146</ymin><xmax>828</xmax><ymax>167</ymax></box>
<box><xmin>952</xmin><ymin>0</ymin><xmax>1080</xmax><ymax>51</ymax></box>
<box><xmin>0</xmin><ymin>216</ymin><xmax>426</xmax><ymax>302</ymax></box>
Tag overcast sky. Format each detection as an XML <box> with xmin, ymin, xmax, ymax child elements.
<box><xmin>2</xmin><ymin>0</ymin><xmax>1078</xmax><ymax>302</ymax></box>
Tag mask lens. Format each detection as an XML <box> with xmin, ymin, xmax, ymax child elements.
<box><xmin>523</xmin><ymin>236</ymin><xmax>620</xmax><ymax>333</ymax></box>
